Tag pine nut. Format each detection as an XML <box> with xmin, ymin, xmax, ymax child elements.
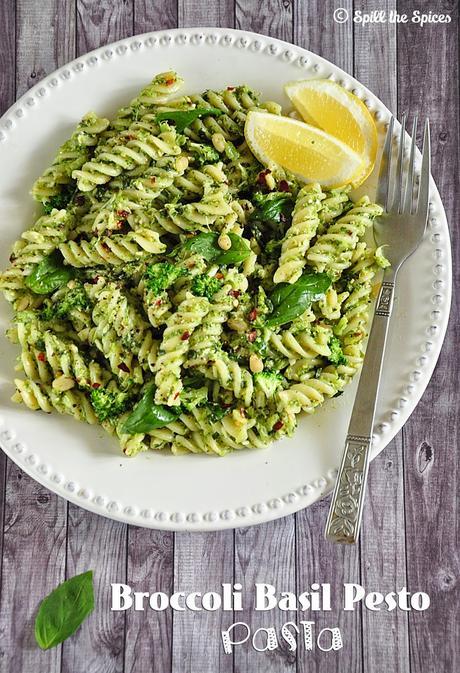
<box><xmin>249</xmin><ymin>353</ymin><xmax>264</xmax><ymax>373</ymax></box>
<box><xmin>175</xmin><ymin>156</ymin><xmax>189</xmax><ymax>172</ymax></box>
<box><xmin>52</xmin><ymin>375</ymin><xmax>75</xmax><ymax>392</ymax></box>
<box><xmin>218</xmin><ymin>233</ymin><xmax>231</xmax><ymax>250</ymax></box>
<box><xmin>265</xmin><ymin>172</ymin><xmax>276</xmax><ymax>190</ymax></box>
<box><xmin>212</xmin><ymin>132</ymin><xmax>226</xmax><ymax>153</ymax></box>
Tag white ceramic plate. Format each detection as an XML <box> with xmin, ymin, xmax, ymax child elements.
<box><xmin>0</xmin><ymin>28</ymin><xmax>451</xmax><ymax>531</ymax></box>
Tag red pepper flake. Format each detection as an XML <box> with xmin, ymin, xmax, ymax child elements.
<box><xmin>278</xmin><ymin>180</ymin><xmax>290</xmax><ymax>192</ymax></box>
<box><xmin>256</xmin><ymin>168</ymin><xmax>271</xmax><ymax>186</ymax></box>
<box><xmin>37</xmin><ymin>352</ymin><xmax>46</xmax><ymax>362</ymax></box>
<box><xmin>165</xmin><ymin>78</ymin><xmax>175</xmax><ymax>86</ymax></box>
<box><xmin>229</xmin><ymin>290</ymin><xmax>241</xmax><ymax>298</ymax></box>
<box><xmin>248</xmin><ymin>308</ymin><xmax>258</xmax><ymax>322</ymax></box>
<box><xmin>92</xmin><ymin>382</ymin><xmax>101</xmax><ymax>389</ymax></box>
<box><xmin>101</xmin><ymin>242</ymin><xmax>110</xmax><ymax>251</ymax></box>
<box><xmin>227</xmin><ymin>86</ymin><xmax>236</xmax><ymax>91</ymax></box>
<box><xmin>215</xmin><ymin>272</ymin><xmax>224</xmax><ymax>280</ymax></box>
<box><xmin>117</xmin><ymin>209</ymin><xmax>129</xmax><ymax>218</ymax></box>
<box><xmin>154</xmin><ymin>298</ymin><xmax>163</xmax><ymax>307</ymax></box>
<box><xmin>181</xmin><ymin>331</ymin><xmax>191</xmax><ymax>341</ymax></box>
<box><xmin>222</xmin><ymin>402</ymin><xmax>232</xmax><ymax>409</ymax></box>
<box><xmin>125</xmin><ymin>134</ymin><xmax>136</xmax><ymax>141</ymax></box>
<box><xmin>173</xmin><ymin>391</ymin><xmax>180</xmax><ymax>399</ymax></box>
<box><xmin>273</xmin><ymin>420</ymin><xmax>284</xmax><ymax>432</ymax></box>
<box><xmin>118</xmin><ymin>363</ymin><xmax>130</xmax><ymax>373</ymax></box>
<box><xmin>88</xmin><ymin>275</ymin><xmax>100</xmax><ymax>284</ymax></box>
<box><xmin>247</xmin><ymin>330</ymin><xmax>257</xmax><ymax>343</ymax></box>
<box><xmin>150</xmin><ymin>177</ymin><xmax>156</xmax><ymax>184</ymax></box>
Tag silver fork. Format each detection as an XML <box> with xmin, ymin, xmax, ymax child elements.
<box><xmin>325</xmin><ymin>114</ymin><xmax>431</xmax><ymax>544</ymax></box>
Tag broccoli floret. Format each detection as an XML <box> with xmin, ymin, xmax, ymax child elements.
<box><xmin>189</xmin><ymin>142</ymin><xmax>220</xmax><ymax>166</ymax></box>
<box><xmin>90</xmin><ymin>388</ymin><xmax>131</xmax><ymax>422</ymax></box>
<box><xmin>42</xmin><ymin>188</ymin><xmax>73</xmax><ymax>214</ymax></box>
<box><xmin>191</xmin><ymin>274</ymin><xmax>222</xmax><ymax>300</ymax></box>
<box><xmin>254</xmin><ymin>370</ymin><xmax>284</xmax><ymax>398</ymax></box>
<box><xmin>144</xmin><ymin>262</ymin><xmax>187</xmax><ymax>294</ymax></box>
<box><xmin>328</xmin><ymin>336</ymin><xmax>347</xmax><ymax>366</ymax></box>
<box><xmin>41</xmin><ymin>283</ymin><xmax>89</xmax><ymax>321</ymax></box>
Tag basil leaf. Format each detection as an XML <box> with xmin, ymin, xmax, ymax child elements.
<box><xmin>266</xmin><ymin>272</ymin><xmax>332</xmax><ymax>327</ymax></box>
<box><xmin>34</xmin><ymin>570</ymin><xmax>94</xmax><ymax>650</ymax></box>
<box><xmin>252</xmin><ymin>191</ymin><xmax>293</xmax><ymax>223</ymax></box>
<box><xmin>155</xmin><ymin>107</ymin><xmax>222</xmax><ymax>133</ymax></box>
<box><xmin>182</xmin><ymin>233</ymin><xmax>250</xmax><ymax>265</ymax></box>
<box><xmin>121</xmin><ymin>384</ymin><xmax>181</xmax><ymax>434</ymax></box>
<box><xmin>25</xmin><ymin>251</ymin><xmax>74</xmax><ymax>295</ymax></box>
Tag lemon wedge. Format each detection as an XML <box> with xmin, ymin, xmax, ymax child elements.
<box><xmin>244</xmin><ymin>110</ymin><xmax>365</xmax><ymax>188</ymax></box>
<box><xmin>285</xmin><ymin>79</ymin><xmax>378</xmax><ymax>186</ymax></box>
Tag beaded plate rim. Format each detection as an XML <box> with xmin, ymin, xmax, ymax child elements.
<box><xmin>0</xmin><ymin>27</ymin><xmax>452</xmax><ymax>531</ymax></box>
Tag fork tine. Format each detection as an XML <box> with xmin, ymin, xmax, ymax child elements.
<box><xmin>416</xmin><ymin>119</ymin><xmax>431</xmax><ymax>226</ymax></box>
<box><xmin>402</xmin><ymin>116</ymin><xmax>418</xmax><ymax>214</ymax></box>
<box><xmin>391</xmin><ymin>112</ymin><xmax>406</xmax><ymax>212</ymax></box>
<box><xmin>376</xmin><ymin>116</ymin><xmax>394</xmax><ymax>210</ymax></box>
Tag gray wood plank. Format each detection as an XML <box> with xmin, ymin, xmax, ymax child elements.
<box><xmin>58</xmin><ymin>5</ymin><xmax>135</xmax><ymax>671</ymax></box>
<box><xmin>294</xmin><ymin>6</ymin><xmax>361</xmax><ymax>672</ymax></box>
<box><xmin>0</xmin><ymin>463</ymin><xmax>67</xmax><ymax>673</ymax></box>
<box><xmin>296</xmin><ymin>499</ymin><xmax>362</xmax><ymax>673</ymax></box>
<box><xmin>77</xmin><ymin>0</ymin><xmax>134</xmax><ymax>54</ymax></box>
<box><xmin>0</xmin><ymin>0</ymin><xmax>16</xmax><ymax>630</ymax></box>
<box><xmin>235</xmin><ymin>0</ymin><xmax>293</xmax><ymax>42</ymax></box>
<box><xmin>134</xmin><ymin>0</ymin><xmax>177</xmax><ymax>32</ymax></box>
<box><xmin>126</xmin><ymin>2</ymin><xmax>178</xmax><ymax>670</ymax></box>
<box><xmin>234</xmin><ymin>519</ymin><xmax>296</xmax><ymax>673</ymax></box>
<box><xmin>61</xmin><ymin>509</ymin><xmax>127</xmax><ymax>673</ymax></box>
<box><xmin>178</xmin><ymin>0</ymin><xmax>234</xmax><ymax>28</ymax></box>
<box><xmin>16</xmin><ymin>0</ymin><xmax>75</xmax><ymax>97</ymax></box>
<box><xmin>170</xmin><ymin>9</ymin><xmax>235</xmax><ymax>673</ymax></box>
<box><xmin>171</xmin><ymin>532</ymin><xmax>234</xmax><ymax>673</ymax></box>
<box><xmin>294</xmin><ymin>0</ymin><xmax>353</xmax><ymax>74</ymax></box>
<box><xmin>397</xmin><ymin>3</ymin><xmax>460</xmax><ymax>672</ymax></box>
<box><xmin>354</xmin><ymin>2</ymin><xmax>410</xmax><ymax>671</ymax></box>
<box><xmin>124</xmin><ymin>528</ymin><xmax>174</xmax><ymax>673</ymax></box>
<box><xmin>0</xmin><ymin>3</ymin><xmax>75</xmax><ymax>671</ymax></box>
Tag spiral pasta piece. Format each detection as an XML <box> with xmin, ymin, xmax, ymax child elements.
<box><xmin>273</xmin><ymin>183</ymin><xmax>325</xmax><ymax>284</ymax></box>
<box><xmin>73</xmin><ymin>125</ymin><xmax>181</xmax><ymax>192</ymax></box>
<box><xmin>12</xmin><ymin>378</ymin><xmax>98</xmax><ymax>424</ymax></box>
<box><xmin>307</xmin><ymin>197</ymin><xmax>383</xmax><ymax>279</ymax></box>
<box><xmin>59</xmin><ymin>227</ymin><xmax>165</xmax><ymax>267</ymax></box>
<box><xmin>31</xmin><ymin>113</ymin><xmax>110</xmax><ymax>201</ymax></box>
<box><xmin>154</xmin><ymin>294</ymin><xmax>210</xmax><ymax>406</ymax></box>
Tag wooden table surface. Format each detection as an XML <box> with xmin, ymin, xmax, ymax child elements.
<box><xmin>0</xmin><ymin>1</ymin><xmax>458</xmax><ymax>672</ymax></box>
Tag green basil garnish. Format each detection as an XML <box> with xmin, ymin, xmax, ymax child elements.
<box><xmin>34</xmin><ymin>570</ymin><xmax>94</xmax><ymax>650</ymax></box>
<box><xmin>121</xmin><ymin>384</ymin><xmax>181</xmax><ymax>434</ymax></box>
<box><xmin>182</xmin><ymin>232</ymin><xmax>250</xmax><ymax>265</ymax></box>
<box><xmin>251</xmin><ymin>191</ymin><xmax>293</xmax><ymax>223</ymax></box>
<box><xmin>266</xmin><ymin>272</ymin><xmax>332</xmax><ymax>327</ymax></box>
<box><xmin>155</xmin><ymin>107</ymin><xmax>222</xmax><ymax>132</ymax></box>
<box><xmin>25</xmin><ymin>251</ymin><xmax>74</xmax><ymax>295</ymax></box>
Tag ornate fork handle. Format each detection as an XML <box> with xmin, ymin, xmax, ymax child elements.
<box><xmin>325</xmin><ymin>271</ymin><xmax>396</xmax><ymax>544</ymax></box>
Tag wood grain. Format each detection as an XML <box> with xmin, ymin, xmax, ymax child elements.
<box><xmin>235</xmin><ymin>0</ymin><xmax>293</xmax><ymax>42</ymax></box>
<box><xmin>234</xmin><ymin>519</ymin><xmax>296</xmax><ymax>673</ymax></box>
<box><xmin>0</xmin><ymin>463</ymin><xmax>67</xmax><ymax>673</ymax></box>
<box><xmin>61</xmin><ymin>509</ymin><xmax>127</xmax><ymax>673</ymax></box>
<box><xmin>178</xmin><ymin>0</ymin><xmax>235</xmax><ymax>28</ymax></box>
<box><xmin>296</xmin><ymin>498</ymin><xmax>363</xmax><ymax>673</ymax></box>
<box><xmin>134</xmin><ymin>0</ymin><xmax>178</xmax><ymax>32</ymax></box>
<box><xmin>397</xmin><ymin>3</ymin><xmax>460</xmax><ymax>672</ymax></box>
<box><xmin>77</xmin><ymin>0</ymin><xmax>134</xmax><ymax>54</ymax></box>
<box><xmin>171</xmin><ymin>532</ymin><xmax>234</xmax><ymax>673</ymax></box>
<box><xmin>294</xmin><ymin>0</ymin><xmax>353</xmax><ymax>74</ymax></box>
<box><xmin>124</xmin><ymin>528</ymin><xmax>174</xmax><ymax>673</ymax></box>
<box><xmin>353</xmin><ymin>3</ymin><xmax>410</xmax><ymax>671</ymax></box>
